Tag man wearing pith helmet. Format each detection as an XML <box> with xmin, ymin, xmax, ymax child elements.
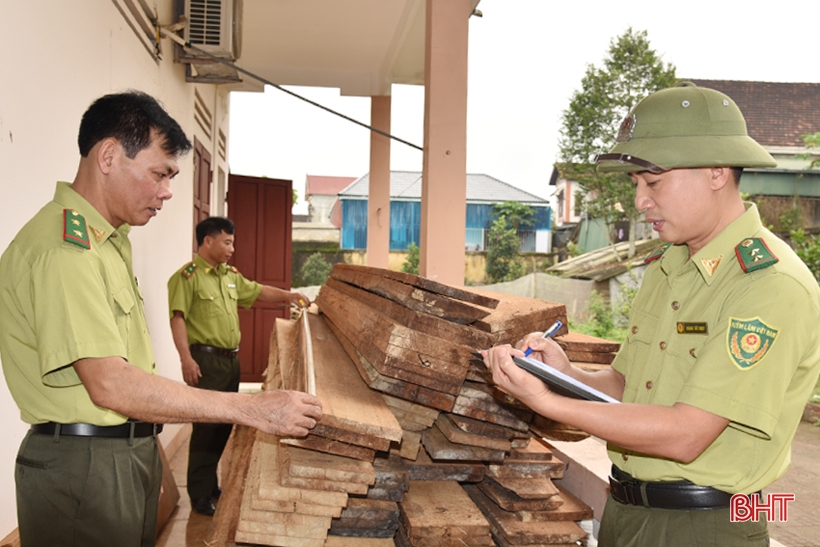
<box><xmin>483</xmin><ymin>82</ymin><xmax>820</xmax><ymax>546</ymax></box>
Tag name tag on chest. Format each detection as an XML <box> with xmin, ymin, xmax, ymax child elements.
<box><xmin>677</xmin><ymin>322</ymin><xmax>708</xmax><ymax>334</ymax></box>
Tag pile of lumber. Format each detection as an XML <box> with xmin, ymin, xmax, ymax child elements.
<box><xmin>554</xmin><ymin>331</ymin><xmax>619</xmax><ymax>370</ymax></box>
<box><xmin>210</xmin><ymin>265</ymin><xmax>619</xmax><ymax>546</ymax></box>
<box><xmin>316</xmin><ymin>264</ymin><xmax>569</xmax><ymax>411</ymax></box>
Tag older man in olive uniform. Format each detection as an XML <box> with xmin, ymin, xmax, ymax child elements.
<box><xmin>168</xmin><ymin>216</ymin><xmax>310</xmax><ymax>516</ymax></box>
<box><xmin>483</xmin><ymin>83</ymin><xmax>820</xmax><ymax>546</ymax></box>
<box><xmin>0</xmin><ymin>92</ymin><xmax>322</xmax><ymax>547</ymax></box>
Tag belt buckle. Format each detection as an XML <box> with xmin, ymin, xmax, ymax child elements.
<box><xmin>611</xmin><ymin>475</ymin><xmax>642</xmax><ymax>506</ymax></box>
<box><xmin>624</xmin><ymin>481</ymin><xmax>641</xmax><ymax>506</ymax></box>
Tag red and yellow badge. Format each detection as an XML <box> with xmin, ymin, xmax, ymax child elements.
<box><xmin>726</xmin><ymin>317</ymin><xmax>779</xmax><ymax>370</ymax></box>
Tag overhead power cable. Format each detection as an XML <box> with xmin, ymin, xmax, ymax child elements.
<box><xmin>161</xmin><ymin>29</ymin><xmax>424</xmax><ymax>152</ymax></box>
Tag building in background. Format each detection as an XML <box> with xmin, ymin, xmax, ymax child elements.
<box><xmin>690</xmin><ymin>80</ymin><xmax>820</xmax><ymax>229</ymax></box>
<box><xmin>305</xmin><ymin>175</ymin><xmax>357</xmax><ymax>226</ymax></box>
<box><xmin>549</xmin><ymin>79</ymin><xmax>820</xmax><ymax>252</ymax></box>
<box><xmin>337</xmin><ymin>171</ymin><xmax>551</xmax><ymax>252</ymax></box>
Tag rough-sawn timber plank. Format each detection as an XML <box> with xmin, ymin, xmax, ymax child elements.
<box><xmin>421</xmin><ymin>423</ymin><xmax>506</xmax><ymax>462</ymax></box>
<box><xmin>399</xmin><ymin>481</ymin><xmax>491</xmax><ymax>543</ymax></box>
<box><xmin>208</xmin><ymin>425</ymin><xmax>256</xmax><ymax>546</ymax></box>
<box><xmin>463</xmin><ymin>484</ymin><xmax>588</xmax><ymax>546</ymax></box>
<box><xmin>317</xmin><ymin>284</ymin><xmax>468</xmax><ymax>392</ymax></box>
<box><xmin>323</xmin><ymin>315</ymin><xmax>456</xmax><ymax>411</ymax></box>
<box><xmin>476</xmin><ymin>475</ymin><xmax>562</xmax><ymax>512</ymax></box>
<box><xmin>281</xmin><ymin>445</ymin><xmax>376</xmax><ymax>485</ymax></box>
<box><xmin>324</xmin><ymin>277</ymin><xmax>494</xmax><ymax>350</ymax></box>
<box><xmin>305</xmin><ymin>313</ymin><xmax>403</xmax><ymax>445</ymax></box>
<box><xmin>515</xmin><ymin>483</ymin><xmax>594</xmax><ymax>522</ymax></box>
<box><xmin>332</xmin><ymin>263</ymin><xmax>499</xmax><ymax>310</ymax></box>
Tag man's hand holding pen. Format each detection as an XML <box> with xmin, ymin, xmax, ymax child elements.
<box><xmin>481</xmin><ymin>321</ymin><xmax>573</xmax><ymax>406</ymax></box>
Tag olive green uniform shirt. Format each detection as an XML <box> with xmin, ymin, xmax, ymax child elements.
<box><xmin>0</xmin><ymin>182</ymin><xmax>156</xmax><ymax>426</ymax></box>
<box><xmin>610</xmin><ymin>203</ymin><xmax>820</xmax><ymax>493</ymax></box>
<box><xmin>167</xmin><ymin>254</ymin><xmax>261</xmax><ymax>349</ymax></box>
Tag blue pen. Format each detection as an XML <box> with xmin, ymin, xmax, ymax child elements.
<box><xmin>523</xmin><ymin>320</ymin><xmax>563</xmax><ymax>357</ymax></box>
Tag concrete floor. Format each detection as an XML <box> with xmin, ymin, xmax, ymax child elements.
<box><xmin>765</xmin><ymin>420</ymin><xmax>820</xmax><ymax>547</ymax></box>
<box><xmin>155</xmin><ymin>436</ymin><xmax>216</xmax><ymax>547</ymax></box>
<box><xmin>155</xmin><ymin>420</ymin><xmax>820</xmax><ymax>547</ymax></box>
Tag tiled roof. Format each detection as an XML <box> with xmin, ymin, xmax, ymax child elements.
<box><xmin>689</xmin><ymin>79</ymin><xmax>820</xmax><ymax>147</ymax></box>
<box><xmin>339</xmin><ymin>171</ymin><xmax>548</xmax><ymax>204</ymax></box>
<box><xmin>305</xmin><ymin>175</ymin><xmax>357</xmax><ymax>196</ymax></box>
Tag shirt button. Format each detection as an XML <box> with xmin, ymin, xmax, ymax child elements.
<box><xmin>631</xmin><ymin>326</ymin><xmax>639</xmax><ymax>334</ymax></box>
<box><xmin>690</xmin><ymin>348</ymin><xmax>696</xmax><ymax>358</ymax></box>
<box><xmin>646</xmin><ymin>381</ymin><xmax>653</xmax><ymax>390</ymax></box>
<box><xmin>622</xmin><ymin>454</ymin><xmax>629</xmax><ymax>461</ymax></box>
<box><xmin>671</xmin><ymin>301</ymin><xmax>680</xmax><ymax>310</ymax></box>
<box><xmin>659</xmin><ymin>341</ymin><xmax>667</xmax><ymax>350</ymax></box>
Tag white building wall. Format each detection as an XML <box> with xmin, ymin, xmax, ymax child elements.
<box><xmin>0</xmin><ymin>1</ymin><xmax>233</xmax><ymax>534</ymax></box>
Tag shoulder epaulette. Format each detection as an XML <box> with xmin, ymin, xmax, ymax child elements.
<box><xmin>226</xmin><ymin>265</ymin><xmax>238</xmax><ymax>274</ymax></box>
<box><xmin>735</xmin><ymin>238</ymin><xmax>778</xmax><ymax>273</ymax></box>
<box><xmin>644</xmin><ymin>242</ymin><xmax>671</xmax><ymax>264</ymax></box>
<box><xmin>63</xmin><ymin>209</ymin><xmax>90</xmax><ymax>250</ymax></box>
<box><xmin>182</xmin><ymin>262</ymin><xmax>197</xmax><ymax>279</ymax></box>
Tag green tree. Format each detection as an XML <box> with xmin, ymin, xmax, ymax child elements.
<box><xmin>485</xmin><ymin>202</ymin><xmax>533</xmax><ymax>283</ymax></box>
<box><xmin>299</xmin><ymin>252</ymin><xmax>332</xmax><ymax>286</ymax></box>
<box><xmin>791</xmin><ymin>229</ymin><xmax>820</xmax><ymax>283</ymax></box>
<box><xmin>558</xmin><ymin>28</ymin><xmax>677</xmax><ymax>256</ymax></box>
<box><xmin>401</xmin><ymin>243</ymin><xmax>420</xmax><ymax>275</ymax></box>
<box><xmin>800</xmin><ymin>131</ymin><xmax>820</xmax><ymax>169</ymax></box>
<box><xmin>492</xmin><ymin>201</ymin><xmax>534</xmax><ymax>231</ymax></box>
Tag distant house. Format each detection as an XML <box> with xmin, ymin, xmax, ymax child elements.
<box><xmin>337</xmin><ymin>171</ymin><xmax>551</xmax><ymax>252</ymax></box>
<box><xmin>304</xmin><ymin>174</ymin><xmax>357</xmax><ymax>226</ymax></box>
<box><xmin>549</xmin><ymin>168</ymin><xmax>583</xmax><ymax>227</ymax></box>
<box><xmin>689</xmin><ymin>79</ymin><xmax>820</xmax><ymax>226</ymax></box>
<box><xmin>550</xmin><ymin>79</ymin><xmax>820</xmax><ymax>247</ymax></box>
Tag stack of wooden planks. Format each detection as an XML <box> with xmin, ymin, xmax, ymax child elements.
<box><xmin>464</xmin><ymin>439</ymin><xmax>592</xmax><ymax>547</ymax></box>
<box><xmin>316</xmin><ymin>264</ymin><xmax>570</xmax><ymax>412</ymax></box>
<box><xmin>274</xmin><ymin>312</ymin><xmax>403</xmax><ymax>462</ymax></box>
<box><xmin>211</xmin><ymin>265</ymin><xmax>615</xmax><ymax>546</ymax></box>
<box><xmin>554</xmin><ymin>331</ymin><xmax>620</xmax><ymax>371</ymax></box>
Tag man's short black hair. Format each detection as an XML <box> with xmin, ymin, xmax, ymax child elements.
<box><xmin>196</xmin><ymin>217</ymin><xmax>235</xmax><ymax>247</ymax></box>
<box><xmin>732</xmin><ymin>167</ymin><xmax>744</xmax><ymax>186</ymax></box>
<box><xmin>78</xmin><ymin>91</ymin><xmax>192</xmax><ymax>159</ymax></box>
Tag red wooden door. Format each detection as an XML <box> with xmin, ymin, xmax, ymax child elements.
<box><xmin>227</xmin><ymin>174</ymin><xmax>293</xmax><ymax>382</ymax></box>
<box><xmin>192</xmin><ymin>138</ymin><xmax>212</xmax><ymax>254</ymax></box>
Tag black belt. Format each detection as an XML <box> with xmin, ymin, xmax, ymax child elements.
<box><xmin>31</xmin><ymin>421</ymin><xmax>163</xmax><ymax>438</ymax></box>
<box><xmin>190</xmin><ymin>344</ymin><xmax>239</xmax><ymax>358</ymax></box>
<box><xmin>609</xmin><ymin>466</ymin><xmax>757</xmax><ymax>510</ymax></box>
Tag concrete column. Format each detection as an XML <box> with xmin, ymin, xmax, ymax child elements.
<box><xmin>367</xmin><ymin>95</ymin><xmax>392</xmax><ymax>268</ymax></box>
<box><xmin>419</xmin><ymin>0</ymin><xmax>471</xmax><ymax>286</ymax></box>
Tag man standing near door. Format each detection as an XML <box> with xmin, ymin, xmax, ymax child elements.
<box><xmin>168</xmin><ymin>216</ymin><xmax>310</xmax><ymax>516</ymax></box>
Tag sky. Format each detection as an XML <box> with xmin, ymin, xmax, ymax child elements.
<box><xmin>229</xmin><ymin>0</ymin><xmax>819</xmax><ymax>214</ymax></box>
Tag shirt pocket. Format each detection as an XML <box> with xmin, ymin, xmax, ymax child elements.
<box><xmin>195</xmin><ymin>290</ymin><xmax>220</xmax><ymax>317</ymax></box>
<box><xmin>112</xmin><ymin>286</ymin><xmax>135</xmax><ymax>342</ymax></box>
<box><xmin>226</xmin><ymin>285</ymin><xmax>239</xmax><ymax>302</ymax></box>
<box><xmin>621</xmin><ymin>308</ymin><xmax>658</xmax><ymax>399</ymax></box>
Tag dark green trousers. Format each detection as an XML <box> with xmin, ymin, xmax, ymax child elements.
<box><xmin>187</xmin><ymin>349</ymin><xmax>239</xmax><ymax>499</ymax></box>
<box><xmin>598</xmin><ymin>494</ymin><xmax>770</xmax><ymax>547</ymax></box>
<box><xmin>16</xmin><ymin>430</ymin><xmax>161</xmax><ymax>547</ymax></box>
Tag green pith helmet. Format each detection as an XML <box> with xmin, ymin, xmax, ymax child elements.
<box><xmin>596</xmin><ymin>82</ymin><xmax>777</xmax><ymax>173</ymax></box>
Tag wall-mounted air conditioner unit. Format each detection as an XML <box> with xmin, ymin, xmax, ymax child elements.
<box><xmin>181</xmin><ymin>0</ymin><xmax>243</xmax><ymax>61</ymax></box>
